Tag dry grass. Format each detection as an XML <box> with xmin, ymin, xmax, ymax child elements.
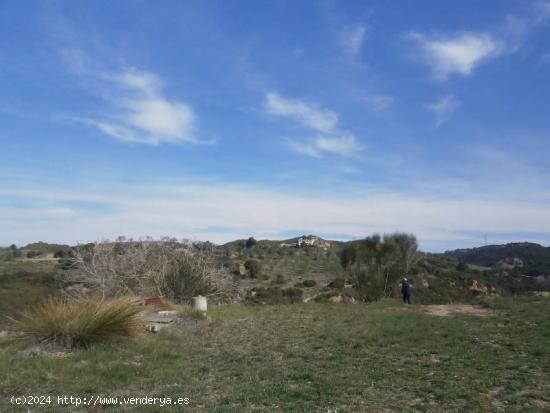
<box><xmin>8</xmin><ymin>297</ymin><xmax>142</xmax><ymax>348</ymax></box>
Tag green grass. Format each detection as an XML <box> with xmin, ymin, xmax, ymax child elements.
<box><xmin>1</xmin><ymin>296</ymin><xmax>549</xmax><ymax>412</ymax></box>
<box><xmin>0</xmin><ymin>260</ymin><xmax>60</xmax><ymax>321</ymax></box>
<box><xmin>8</xmin><ymin>298</ymin><xmax>143</xmax><ymax>348</ymax></box>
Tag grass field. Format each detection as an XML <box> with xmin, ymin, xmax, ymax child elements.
<box><xmin>1</xmin><ymin>296</ymin><xmax>549</xmax><ymax>412</ymax></box>
<box><xmin>0</xmin><ymin>260</ymin><xmax>59</xmax><ymax>322</ymax></box>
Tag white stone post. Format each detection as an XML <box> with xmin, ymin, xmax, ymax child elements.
<box><xmin>191</xmin><ymin>295</ymin><xmax>207</xmax><ymax>312</ymax></box>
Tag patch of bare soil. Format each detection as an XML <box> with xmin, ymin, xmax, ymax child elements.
<box><xmin>421</xmin><ymin>304</ymin><xmax>495</xmax><ymax>317</ymax></box>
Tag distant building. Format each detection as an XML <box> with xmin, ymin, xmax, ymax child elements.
<box><xmin>280</xmin><ymin>235</ymin><xmax>331</xmax><ymax>250</ymax></box>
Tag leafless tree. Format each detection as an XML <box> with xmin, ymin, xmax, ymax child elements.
<box><xmin>65</xmin><ymin>239</ymin><xmax>240</xmax><ymax>303</ymax></box>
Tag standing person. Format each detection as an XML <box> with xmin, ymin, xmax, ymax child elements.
<box><xmin>401</xmin><ymin>277</ymin><xmax>412</xmax><ymax>305</ymax></box>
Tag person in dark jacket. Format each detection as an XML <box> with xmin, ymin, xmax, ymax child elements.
<box><xmin>401</xmin><ymin>277</ymin><xmax>412</xmax><ymax>304</ymax></box>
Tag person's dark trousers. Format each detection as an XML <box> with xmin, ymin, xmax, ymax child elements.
<box><xmin>403</xmin><ymin>294</ymin><xmax>411</xmax><ymax>305</ymax></box>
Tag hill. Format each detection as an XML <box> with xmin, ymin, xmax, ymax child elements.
<box><xmin>444</xmin><ymin>242</ymin><xmax>550</xmax><ymax>276</ymax></box>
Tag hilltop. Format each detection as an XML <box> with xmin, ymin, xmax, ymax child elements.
<box><xmin>444</xmin><ymin>242</ymin><xmax>550</xmax><ymax>276</ymax></box>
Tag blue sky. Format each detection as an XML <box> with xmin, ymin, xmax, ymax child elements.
<box><xmin>1</xmin><ymin>0</ymin><xmax>550</xmax><ymax>252</ymax></box>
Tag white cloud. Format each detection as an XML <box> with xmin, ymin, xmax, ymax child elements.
<box><xmin>407</xmin><ymin>5</ymin><xmax>550</xmax><ymax>81</ymax></box>
<box><xmin>90</xmin><ymin>69</ymin><xmax>199</xmax><ymax>145</ymax></box>
<box><xmin>287</xmin><ymin>133</ymin><xmax>363</xmax><ymax>158</ymax></box>
<box><xmin>61</xmin><ymin>54</ymin><xmax>204</xmax><ymax>145</ymax></box>
<box><xmin>426</xmin><ymin>95</ymin><xmax>461</xmax><ymax>127</ymax></box>
<box><xmin>287</xmin><ymin>140</ymin><xmax>323</xmax><ymax>158</ymax></box>
<box><xmin>533</xmin><ymin>0</ymin><xmax>550</xmax><ymax>23</ymax></box>
<box><xmin>265</xmin><ymin>92</ymin><xmax>338</xmax><ymax>133</ymax></box>
<box><xmin>408</xmin><ymin>32</ymin><xmax>501</xmax><ymax>80</ymax></box>
<box><xmin>342</xmin><ymin>24</ymin><xmax>367</xmax><ymax>55</ymax></box>
<box><xmin>265</xmin><ymin>92</ymin><xmax>364</xmax><ymax>158</ymax></box>
<box><xmin>361</xmin><ymin>93</ymin><xmax>394</xmax><ymax>111</ymax></box>
<box><xmin>2</xmin><ymin>181</ymin><xmax>550</xmax><ymax>251</ymax></box>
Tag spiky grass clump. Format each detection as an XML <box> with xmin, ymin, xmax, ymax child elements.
<box><xmin>9</xmin><ymin>298</ymin><xmax>142</xmax><ymax>348</ymax></box>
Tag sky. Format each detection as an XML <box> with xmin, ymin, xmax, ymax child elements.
<box><xmin>1</xmin><ymin>0</ymin><xmax>550</xmax><ymax>252</ymax></box>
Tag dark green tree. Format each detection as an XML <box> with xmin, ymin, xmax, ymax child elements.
<box><xmin>244</xmin><ymin>259</ymin><xmax>261</xmax><ymax>278</ymax></box>
<box><xmin>245</xmin><ymin>237</ymin><xmax>257</xmax><ymax>249</ymax></box>
<box><xmin>341</xmin><ymin>233</ymin><xmax>418</xmax><ymax>301</ymax></box>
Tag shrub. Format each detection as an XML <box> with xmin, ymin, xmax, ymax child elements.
<box><xmin>328</xmin><ymin>278</ymin><xmax>345</xmax><ymax>289</ymax></box>
<box><xmin>67</xmin><ymin>240</ymin><xmax>240</xmax><ymax>303</ymax></box>
<box><xmin>272</xmin><ymin>274</ymin><xmax>286</xmax><ymax>285</ymax></box>
<box><xmin>26</xmin><ymin>250</ymin><xmax>41</xmax><ymax>259</ymax></box>
<box><xmin>295</xmin><ymin>279</ymin><xmax>317</xmax><ymax>288</ymax></box>
<box><xmin>248</xmin><ymin>287</ymin><xmax>303</xmax><ymax>304</ymax></box>
<box><xmin>53</xmin><ymin>250</ymin><xmax>66</xmax><ymax>258</ymax></box>
<box><xmin>456</xmin><ymin>261</ymin><xmax>468</xmax><ymax>271</ymax></box>
<box><xmin>283</xmin><ymin>287</ymin><xmax>303</xmax><ymax>302</ymax></box>
<box><xmin>9</xmin><ymin>298</ymin><xmax>142</xmax><ymax>348</ymax></box>
<box><xmin>341</xmin><ymin>233</ymin><xmax>419</xmax><ymax>301</ymax></box>
<box><xmin>244</xmin><ymin>259</ymin><xmax>261</xmax><ymax>278</ymax></box>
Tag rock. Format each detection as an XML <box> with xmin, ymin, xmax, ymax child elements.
<box><xmin>238</xmin><ymin>263</ymin><xmax>246</xmax><ymax>276</ymax></box>
<box><xmin>157</xmin><ymin>310</ymin><xmax>178</xmax><ymax>316</ymax></box>
<box><xmin>146</xmin><ymin>323</ymin><xmax>167</xmax><ymax>333</ymax></box>
<box><xmin>470</xmin><ymin>280</ymin><xmax>488</xmax><ymax>294</ymax></box>
<box><xmin>145</xmin><ymin>315</ymin><xmax>175</xmax><ymax>324</ymax></box>
<box><xmin>534</xmin><ymin>291</ymin><xmax>550</xmax><ymax>298</ymax></box>
<box><xmin>329</xmin><ymin>295</ymin><xmax>343</xmax><ymax>303</ymax></box>
<box><xmin>328</xmin><ymin>294</ymin><xmax>355</xmax><ymax>304</ymax></box>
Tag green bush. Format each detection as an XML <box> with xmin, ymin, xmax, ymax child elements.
<box><xmin>295</xmin><ymin>279</ymin><xmax>317</xmax><ymax>288</ymax></box>
<box><xmin>53</xmin><ymin>250</ymin><xmax>66</xmax><ymax>258</ymax></box>
<box><xmin>328</xmin><ymin>278</ymin><xmax>345</xmax><ymax>289</ymax></box>
<box><xmin>283</xmin><ymin>287</ymin><xmax>303</xmax><ymax>302</ymax></box>
<box><xmin>9</xmin><ymin>298</ymin><xmax>142</xmax><ymax>348</ymax></box>
<box><xmin>248</xmin><ymin>287</ymin><xmax>303</xmax><ymax>304</ymax></box>
<box><xmin>271</xmin><ymin>274</ymin><xmax>286</xmax><ymax>285</ymax></box>
<box><xmin>456</xmin><ymin>261</ymin><xmax>468</xmax><ymax>271</ymax></box>
<box><xmin>244</xmin><ymin>259</ymin><xmax>261</xmax><ymax>278</ymax></box>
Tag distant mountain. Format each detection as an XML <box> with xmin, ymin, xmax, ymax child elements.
<box><xmin>223</xmin><ymin>235</ymin><xmax>341</xmax><ymax>249</ymax></box>
<box><xmin>22</xmin><ymin>242</ymin><xmax>71</xmax><ymax>253</ymax></box>
<box><xmin>444</xmin><ymin>242</ymin><xmax>550</xmax><ymax>276</ymax></box>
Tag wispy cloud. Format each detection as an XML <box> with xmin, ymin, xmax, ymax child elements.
<box><xmin>533</xmin><ymin>0</ymin><xmax>550</xmax><ymax>23</ymax></box>
<box><xmin>61</xmin><ymin>50</ymin><xmax>206</xmax><ymax>145</ymax></box>
<box><xmin>287</xmin><ymin>134</ymin><xmax>363</xmax><ymax>158</ymax></box>
<box><xmin>265</xmin><ymin>92</ymin><xmax>338</xmax><ymax>133</ymax></box>
<box><xmin>407</xmin><ymin>32</ymin><xmax>501</xmax><ymax>81</ymax></box>
<box><xmin>425</xmin><ymin>95</ymin><xmax>461</xmax><ymax>127</ymax></box>
<box><xmin>342</xmin><ymin>24</ymin><xmax>367</xmax><ymax>55</ymax></box>
<box><xmin>88</xmin><ymin>69</ymin><xmax>202</xmax><ymax>145</ymax></box>
<box><xmin>360</xmin><ymin>93</ymin><xmax>394</xmax><ymax>111</ymax></box>
<box><xmin>265</xmin><ymin>92</ymin><xmax>363</xmax><ymax>158</ymax></box>
<box><xmin>407</xmin><ymin>3</ymin><xmax>550</xmax><ymax>81</ymax></box>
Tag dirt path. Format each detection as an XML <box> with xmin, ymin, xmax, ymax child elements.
<box><xmin>421</xmin><ymin>304</ymin><xmax>495</xmax><ymax>317</ymax></box>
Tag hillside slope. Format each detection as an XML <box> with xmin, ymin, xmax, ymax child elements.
<box><xmin>444</xmin><ymin>242</ymin><xmax>550</xmax><ymax>276</ymax></box>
